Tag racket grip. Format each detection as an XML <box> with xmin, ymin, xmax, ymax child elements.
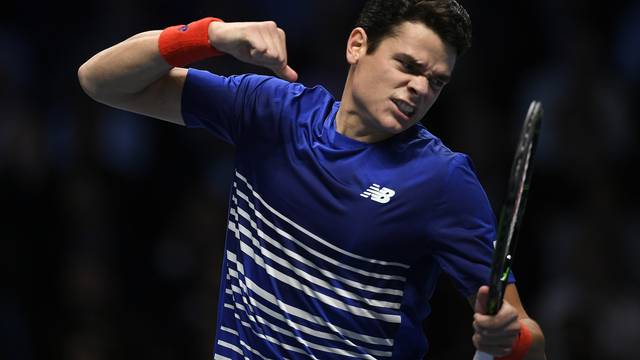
<box><xmin>473</xmin><ymin>350</ymin><xmax>494</xmax><ymax>360</ymax></box>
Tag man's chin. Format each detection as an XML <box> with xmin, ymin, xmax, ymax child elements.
<box><xmin>367</xmin><ymin>116</ymin><xmax>409</xmax><ymax>138</ymax></box>
<box><xmin>377</xmin><ymin>125</ymin><xmax>406</xmax><ymax>138</ymax></box>
<box><xmin>380</xmin><ymin>118</ymin><xmax>411</xmax><ymax>135</ymax></box>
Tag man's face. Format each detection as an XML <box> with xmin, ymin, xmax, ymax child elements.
<box><xmin>348</xmin><ymin>21</ymin><xmax>457</xmax><ymax>138</ymax></box>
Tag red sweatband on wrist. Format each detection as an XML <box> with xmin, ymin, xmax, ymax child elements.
<box><xmin>497</xmin><ymin>320</ymin><xmax>533</xmax><ymax>360</ymax></box>
<box><xmin>158</xmin><ymin>17</ymin><xmax>225</xmax><ymax>67</ymax></box>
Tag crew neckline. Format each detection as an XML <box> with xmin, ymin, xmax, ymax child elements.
<box><xmin>324</xmin><ymin>102</ymin><xmax>413</xmax><ymax>150</ymax></box>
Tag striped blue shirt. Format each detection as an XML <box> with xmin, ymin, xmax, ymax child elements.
<box><xmin>182</xmin><ymin>69</ymin><xmax>503</xmax><ymax>359</ymax></box>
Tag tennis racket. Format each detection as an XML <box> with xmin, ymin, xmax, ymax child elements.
<box><xmin>473</xmin><ymin>101</ymin><xmax>543</xmax><ymax>360</ymax></box>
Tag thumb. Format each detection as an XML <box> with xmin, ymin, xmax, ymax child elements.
<box><xmin>474</xmin><ymin>285</ymin><xmax>490</xmax><ymax>315</ymax></box>
<box><xmin>274</xmin><ymin>65</ymin><xmax>298</xmax><ymax>82</ymax></box>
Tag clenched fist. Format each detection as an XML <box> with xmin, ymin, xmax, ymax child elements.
<box><xmin>473</xmin><ymin>285</ymin><xmax>521</xmax><ymax>357</ymax></box>
<box><xmin>208</xmin><ymin>21</ymin><xmax>298</xmax><ymax>82</ymax></box>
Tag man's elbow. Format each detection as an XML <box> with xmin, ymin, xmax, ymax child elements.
<box><xmin>77</xmin><ymin>62</ymin><xmax>120</xmax><ymax>106</ymax></box>
<box><xmin>78</xmin><ymin>62</ymin><xmax>101</xmax><ymax>101</ymax></box>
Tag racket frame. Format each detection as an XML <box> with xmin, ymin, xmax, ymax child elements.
<box><xmin>485</xmin><ymin>101</ymin><xmax>543</xmax><ymax>315</ymax></box>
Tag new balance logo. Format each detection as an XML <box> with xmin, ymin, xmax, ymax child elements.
<box><xmin>360</xmin><ymin>184</ymin><xmax>396</xmax><ymax>204</ymax></box>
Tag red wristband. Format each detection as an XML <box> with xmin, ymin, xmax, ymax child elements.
<box><xmin>158</xmin><ymin>17</ymin><xmax>225</xmax><ymax>67</ymax></box>
<box><xmin>497</xmin><ymin>320</ymin><xmax>533</xmax><ymax>360</ymax></box>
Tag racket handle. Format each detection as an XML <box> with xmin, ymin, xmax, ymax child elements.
<box><xmin>473</xmin><ymin>350</ymin><xmax>494</xmax><ymax>360</ymax></box>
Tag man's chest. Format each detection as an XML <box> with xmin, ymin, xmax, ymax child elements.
<box><xmin>233</xmin><ymin>147</ymin><xmax>442</xmax><ymax>266</ymax></box>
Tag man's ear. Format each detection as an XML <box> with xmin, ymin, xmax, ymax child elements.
<box><xmin>346</xmin><ymin>27</ymin><xmax>368</xmax><ymax>65</ymax></box>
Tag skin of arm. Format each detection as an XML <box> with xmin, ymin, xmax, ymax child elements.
<box><xmin>469</xmin><ymin>284</ymin><xmax>546</xmax><ymax>359</ymax></box>
<box><xmin>77</xmin><ymin>21</ymin><xmax>297</xmax><ymax>125</ymax></box>
<box><xmin>78</xmin><ymin>30</ymin><xmax>186</xmax><ymax>125</ymax></box>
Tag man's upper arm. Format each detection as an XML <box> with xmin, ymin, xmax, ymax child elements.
<box><xmin>111</xmin><ymin>67</ymin><xmax>188</xmax><ymax>126</ymax></box>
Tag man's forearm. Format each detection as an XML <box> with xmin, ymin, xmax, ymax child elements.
<box><xmin>78</xmin><ymin>30</ymin><xmax>171</xmax><ymax>103</ymax></box>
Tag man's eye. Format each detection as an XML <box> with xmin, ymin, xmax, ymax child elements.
<box><xmin>431</xmin><ymin>78</ymin><xmax>445</xmax><ymax>90</ymax></box>
<box><xmin>398</xmin><ymin>60</ymin><xmax>416</xmax><ymax>73</ymax></box>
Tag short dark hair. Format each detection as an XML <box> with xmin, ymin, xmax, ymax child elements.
<box><xmin>355</xmin><ymin>0</ymin><xmax>472</xmax><ymax>56</ymax></box>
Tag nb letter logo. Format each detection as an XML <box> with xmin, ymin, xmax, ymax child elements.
<box><xmin>360</xmin><ymin>184</ymin><xmax>396</xmax><ymax>204</ymax></box>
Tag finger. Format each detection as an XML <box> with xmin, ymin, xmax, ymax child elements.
<box><xmin>474</xmin><ymin>301</ymin><xmax>519</xmax><ymax>330</ymax></box>
<box><xmin>474</xmin><ymin>310</ymin><xmax>519</xmax><ymax>331</ymax></box>
<box><xmin>477</xmin><ymin>345</ymin><xmax>512</xmax><ymax>357</ymax></box>
<box><xmin>265</xmin><ymin>26</ymin><xmax>291</xmax><ymax>78</ymax></box>
<box><xmin>474</xmin><ymin>319</ymin><xmax>519</xmax><ymax>338</ymax></box>
<box><xmin>496</xmin><ymin>299</ymin><xmax>520</xmax><ymax>320</ymax></box>
<box><xmin>473</xmin><ymin>334</ymin><xmax>514</xmax><ymax>356</ymax></box>
<box><xmin>257</xmin><ymin>21</ymin><xmax>286</xmax><ymax>72</ymax></box>
<box><xmin>254</xmin><ymin>25</ymin><xmax>287</xmax><ymax>78</ymax></box>
<box><xmin>474</xmin><ymin>312</ymin><xmax>518</xmax><ymax>327</ymax></box>
<box><xmin>474</xmin><ymin>285</ymin><xmax>489</xmax><ymax>315</ymax></box>
<box><xmin>275</xmin><ymin>27</ymin><xmax>287</xmax><ymax>65</ymax></box>
<box><xmin>248</xmin><ymin>30</ymin><xmax>269</xmax><ymax>59</ymax></box>
<box><xmin>274</xmin><ymin>65</ymin><xmax>298</xmax><ymax>82</ymax></box>
<box><xmin>474</xmin><ymin>325</ymin><xmax>520</xmax><ymax>339</ymax></box>
<box><xmin>473</xmin><ymin>331</ymin><xmax>518</xmax><ymax>346</ymax></box>
<box><xmin>246</xmin><ymin>22</ymin><xmax>275</xmax><ymax>62</ymax></box>
<box><xmin>272</xmin><ymin>28</ymin><xmax>297</xmax><ymax>81</ymax></box>
<box><xmin>473</xmin><ymin>320</ymin><xmax>519</xmax><ymax>343</ymax></box>
<box><xmin>260</xmin><ymin>21</ymin><xmax>281</xmax><ymax>62</ymax></box>
<box><xmin>473</xmin><ymin>332</ymin><xmax>514</xmax><ymax>347</ymax></box>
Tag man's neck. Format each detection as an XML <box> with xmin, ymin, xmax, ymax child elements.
<box><xmin>335</xmin><ymin>106</ymin><xmax>390</xmax><ymax>144</ymax></box>
<box><xmin>337</xmin><ymin>75</ymin><xmax>392</xmax><ymax>144</ymax></box>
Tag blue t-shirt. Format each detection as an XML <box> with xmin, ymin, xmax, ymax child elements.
<box><xmin>182</xmin><ymin>69</ymin><xmax>508</xmax><ymax>359</ymax></box>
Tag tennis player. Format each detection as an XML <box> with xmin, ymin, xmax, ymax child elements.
<box><xmin>78</xmin><ymin>0</ymin><xmax>546</xmax><ymax>358</ymax></box>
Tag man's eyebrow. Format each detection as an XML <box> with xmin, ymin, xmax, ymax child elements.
<box><xmin>395</xmin><ymin>53</ymin><xmax>451</xmax><ymax>82</ymax></box>
<box><xmin>395</xmin><ymin>53</ymin><xmax>423</xmax><ymax>68</ymax></box>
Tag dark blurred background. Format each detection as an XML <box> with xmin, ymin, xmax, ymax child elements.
<box><xmin>2</xmin><ymin>0</ymin><xmax>639</xmax><ymax>359</ymax></box>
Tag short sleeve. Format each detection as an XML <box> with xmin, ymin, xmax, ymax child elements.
<box><xmin>181</xmin><ymin>69</ymin><xmax>298</xmax><ymax>145</ymax></box>
<box><xmin>428</xmin><ymin>154</ymin><xmax>515</xmax><ymax>298</ymax></box>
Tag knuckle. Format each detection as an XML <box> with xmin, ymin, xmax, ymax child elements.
<box><xmin>472</xmin><ymin>334</ymin><xmax>480</xmax><ymax>347</ymax></box>
<box><xmin>251</xmin><ymin>47</ymin><xmax>268</xmax><ymax>57</ymax></box>
<box><xmin>265</xmin><ymin>49</ymin><xmax>278</xmax><ymax>59</ymax></box>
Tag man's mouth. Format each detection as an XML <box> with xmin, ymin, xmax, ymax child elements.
<box><xmin>391</xmin><ymin>99</ymin><xmax>416</xmax><ymax>118</ymax></box>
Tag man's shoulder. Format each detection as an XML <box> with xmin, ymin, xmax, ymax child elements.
<box><xmin>187</xmin><ymin>69</ymin><xmax>334</xmax><ymax>99</ymax></box>
<box><xmin>398</xmin><ymin>124</ymin><xmax>478</xmax><ymax>182</ymax></box>
<box><xmin>404</xmin><ymin>124</ymin><xmax>462</xmax><ymax>161</ymax></box>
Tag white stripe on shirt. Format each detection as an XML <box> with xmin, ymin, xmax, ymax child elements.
<box><xmin>232</xmin><ymin>186</ymin><xmax>407</xmax><ymax>282</ymax></box>
<box><xmin>230</xmin><ymin>203</ymin><xmax>404</xmax><ymax>296</ymax></box>
<box><xmin>225</xmin><ymin>284</ymin><xmax>392</xmax><ymax>357</ymax></box>
<box><xmin>229</xmin><ymin>219</ymin><xmax>401</xmax><ymax>309</ymax></box>
<box><xmin>224</xmin><ymin>252</ymin><xmax>396</xmax><ymax>345</ymax></box>
<box><xmin>235</xmin><ymin>171</ymin><xmax>410</xmax><ymax>268</ymax></box>
<box><xmin>227</xmin><ymin>243</ymin><xmax>401</xmax><ymax>323</ymax></box>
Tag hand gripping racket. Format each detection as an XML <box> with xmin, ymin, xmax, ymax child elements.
<box><xmin>473</xmin><ymin>101</ymin><xmax>543</xmax><ymax>360</ymax></box>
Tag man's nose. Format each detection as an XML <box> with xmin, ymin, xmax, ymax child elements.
<box><xmin>408</xmin><ymin>75</ymin><xmax>429</xmax><ymax>97</ymax></box>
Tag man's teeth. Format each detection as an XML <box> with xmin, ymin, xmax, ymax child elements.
<box><xmin>396</xmin><ymin>101</ymin><xmax>414</xmax><ymax>116</ymax></box>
